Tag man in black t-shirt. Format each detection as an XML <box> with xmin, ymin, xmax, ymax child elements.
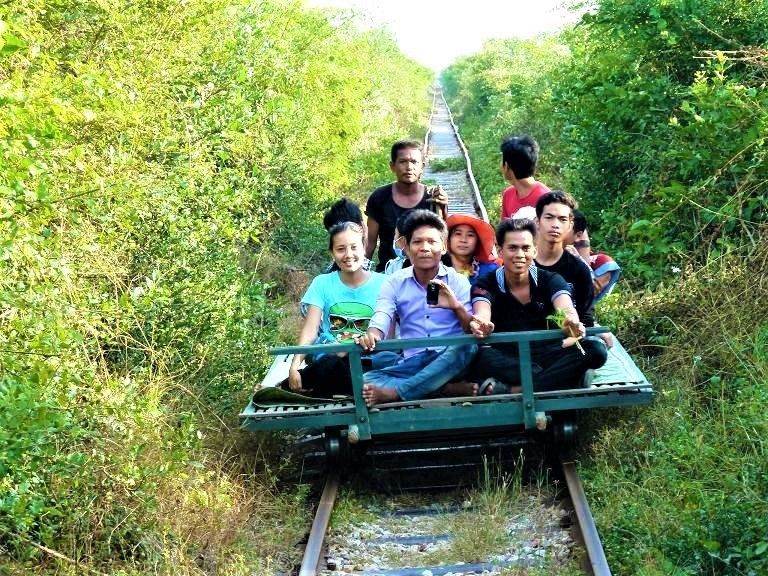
<box><xmin>468</xmin><ymin>218</ymin><xmax>607</xmax><ymax>392</ymax></box>
<box><xmin>365</xmin><ymin>140</ymin><xmax>447</xmax><ymax>271</ymax></box>
<box><xmin>532</xmin><ymin>191</ymin><xmax>596</xmax><ymax>327</ymax></box>
<box><xmin>534</xmin><ymin>191</ymin><xmax>617</xmax><ymax>349</ymax></box>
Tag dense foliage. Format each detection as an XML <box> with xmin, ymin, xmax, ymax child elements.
<box><xmin>443</xmin><ymin>1</ymin><xmax>767</xmax><ymax>574</ymax></box>
<box><xmin>0</xmin><ymin>1</ymin><xmax>431</xmax><ymax>573</ymax></box>
<box><xmin>586</xmin><ymin>242</ymin><xmax>768</xmax><ymax>575</ymax></box>
<box><xmin>441</xmin><ymin>36</ymin><xmax>568</xmax><ymax>221</ymax></box>
<box><xmin>443</xmin><ymin>0</ymin><xmax>767</xmax><ymax>282</ymax></box>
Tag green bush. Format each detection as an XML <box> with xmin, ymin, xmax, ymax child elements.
<box><xmin>442</xmin><ymin>1</ymin><xmax>768</xmax><ymax>573</ymax></box>
<box><xmin>442</xmin><ymin>37</ymin><xmax>569</xmax><ymax>220</ymax></box>
<box><xmin>0</xmin><ymin>0</ymin><xmax>431</xmax><ymax>572</ymax></box>
<box><xmin>583</xmin><ymin>238</ymin><xmax>768</xmax><ymax>575</ymax></box>
<box><xmin>443</xmin><ymin>0</ymin><xmax>768</xmax><ymax>281</ymax></box>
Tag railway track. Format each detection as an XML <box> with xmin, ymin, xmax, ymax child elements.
<box><xmin>290</xmin><ymin>92</ymin><xmax>611</xmax><ymax>576</ymax></box>
<box><xmin>423</xmin><ymin>88</ymin><xmax>489</xmax><ymax>221</ymax></box>
<box><xmin>295</xmin><ymin>454</ymin><xmax>609</xmax><ymax>576</ymax></box>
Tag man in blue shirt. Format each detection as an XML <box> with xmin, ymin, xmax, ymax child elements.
<box><xmin>357</xmin><ymin>210</ymin><xmax>477</xmax><ymax>406</ymax></box>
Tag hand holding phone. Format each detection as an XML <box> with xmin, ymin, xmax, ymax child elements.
<box><xmin>426</xmin><ymin>281</ymin><xmax>440</xmax><ymax>305</ymax></box>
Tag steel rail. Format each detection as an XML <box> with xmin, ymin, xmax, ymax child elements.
<box><xmin>436</xmin><ymin>89</ymin><xmax>488</xmax><ymax>223</ymax></box>
<box><xmin>423</xmin><ymin>85</ymin><xmax>438</xmax><ymax>157</ymax></box>
<box><xmin>422</xmin><ymin>87</ymin><xmax>489</xmax><ymax>223</ymax></box>
<box><xmin>298</xmin><ymin>469</ymin><xmax>341</xmax><ymax>576</ymax></box>
<box><xmin>296</xmin><ymin>90</ymin><xmax>506</xmax><ymax>575</ymax></box>
<box><xmin>293</xmin><ymin>91</ymin><xmax>611</xmax><ymax>576</ymax></box>
<box><xmin>561</xmin><ymin>459</ymin><xmax>612</xmax><ymax>576</ymax></box>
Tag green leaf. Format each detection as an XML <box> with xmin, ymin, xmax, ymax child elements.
<box><xmin>0</xmin><ymin>33</ymin><xmax>26</xmax><ymax>56</ymax></box>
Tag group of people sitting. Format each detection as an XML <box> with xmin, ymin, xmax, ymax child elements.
<box><xmin>281</xmin><ymin>137</ymin><xmax>622</xmax><ymax>407</ymax></box>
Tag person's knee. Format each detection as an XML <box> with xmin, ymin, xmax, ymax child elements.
<box><xmin>369</xmin><ymin>351</ymin><xmax>401</xmax><ymax>370</ymax></box>
<box><xmin>471</xmin><ymin>346</ymin><xmax>521</xmax><ymax>385</ymax></box>
<box><xmin>434</xmin><ymin>344</ymin><xmax>476</xmax><ymax>372</ymax></box>
<box><xmin>456</xmin><ymin>343</ymin><xmax>478</xmax><ymax>366</ymax></box>
<box><xmin>583</xmin><ymin>336</ymin><xmax>608</xmax><ymax>369</ymax></box>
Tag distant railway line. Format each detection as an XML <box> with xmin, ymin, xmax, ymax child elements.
<box><xmin>423</xmin><ymin>89</ymin><xmax>488</xmax><ymax>221</ymax></box>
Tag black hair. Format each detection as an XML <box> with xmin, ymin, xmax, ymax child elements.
<box><xmin>496</xmin><ymin>218</ymin><xmax>538</xmax><ymax>246</ymax></box>
<box><xmin>323</xmin><ymin>198</ymin><xmax>363</xmax><ymax>231</ymax></box>
<box><xmin>535</xmin><ymin>190</ymin><xmax>578</xmax><ymax>218</ymax></box>
<box><xmin>400</xmin><ymin>209</ymin><xmax>446</xmax><ymax>244</ymax></box>
<box><xmin>327</xmin><ymin>221</ymin><xmax>365</xmax><ymax>250</ymax></box>
<box><xmin>499</xmin><ymin>135</ymin><xmax>539</xmax><ymax>179</ymax></box>
<box><xmin>390</xmin><ymin>139</ymin><xmax>423</xmax><ymax>163</ymax></box>
<box><xmin>572</xmin><ymin>209</ymin><xmax>588</xmax><ymax>234</ymax></box>
<box><xmin>394</xmin><ymin>211</ymin><xmax>411</xmax><ymax>238</ymax></box>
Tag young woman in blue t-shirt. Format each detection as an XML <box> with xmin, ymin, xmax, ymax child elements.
<box><xmin>285</xmin><ymin>220</ymin><xmax>397</xmax><ymax>396</ymax></box>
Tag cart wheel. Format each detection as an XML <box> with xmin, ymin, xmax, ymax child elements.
<box><xmin>553</xmin><ymin>420</ymin><xmax>578</xmax><ymax>450</ymax></box>
<box><xmin>323</xmin><ymin>429</ymin><xmax>348</xmax><ymax>467</ymax></box>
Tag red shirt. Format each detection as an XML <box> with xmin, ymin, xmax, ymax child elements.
<box><xmin>500</xmin><ymin>182</ymin><xmax>550</xmax><ymax>221</ymax></box>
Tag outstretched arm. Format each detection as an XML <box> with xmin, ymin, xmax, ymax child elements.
<box><xmin>552</xmin><ymin>294</ymin><xmax>586</xmax><ymax>352</ymax></box>
<box><xmin>357</xmin><ymin>327</ymin><xmax>384</xmax><ymax>351</ymax></box>
<box><xmin>552</xmin><ymin>294</ymin><xmax>583</xmax><ymax>332</ymax></box>
<box><xmin>288</xmin><ymin>305</ymin><xmax>323</xmax><ymax>391</ymax></box>
<box><xmin>469</xmin><ymin>300</ymin><xmax>495</xmax><ymax>338</ymax></box>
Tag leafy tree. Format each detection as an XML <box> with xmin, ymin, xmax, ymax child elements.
<box><xmin>443</xmin><ymin>0</ymin><xmax>768</xmax><ymax>280</ymax></box>
<box><xmin>442</xmin><ymin>1</ymin><xmax>768</xmax><ymax>573</ymax></box>
<box><xmin>0</xmin><ymin>0</ymin><xmax>431</xmax><ymax>571</ymax></box>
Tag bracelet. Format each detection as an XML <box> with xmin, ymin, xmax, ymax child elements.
<box><xmin>573</xmin><ymin>240</ymin><xmax>591</xmax><ymax>249</ymax></box>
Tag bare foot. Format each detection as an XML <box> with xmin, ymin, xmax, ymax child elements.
<box><xmin>362</xmin><ymin>384</ymin><xmax>400</xmax><ymax>407</ymax></box>
<box><xmin>442</xmin><ymin>380</ymin><xmax>479</xmax><ymax>397</ymax></box>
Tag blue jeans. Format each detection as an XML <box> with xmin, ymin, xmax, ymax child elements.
<box><xmin>363</xmin><ymin>345</ymin><xmax>477</xmax><ymax>401</ymax></box>
<box><xmin>367</xmin><ymin>351</ymin><xmax>402</xmax><ymax>370</ymax></box>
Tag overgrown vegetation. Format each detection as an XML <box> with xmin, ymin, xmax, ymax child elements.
<box><xmin>0</xmin><ymin>0</ymin><xmax>431</xmax><ymax>573</ymax></box>
<box><xmin>427</xmin><ymin>157</ymin><xmax>466</xmax><ymax>172</ymax></box>
<box><xmin>585</xmin><ymin>239</ymin><xmax>768</xmax><ymax>575</ymax></box>
<box><xmin>443</xmin><ymin>1</ymin><xmax>768</xmax><ymax>573</ymax></box>
<box><xmin>4</xmin><ymin>0</ymin><xmax>766</xmax><ymax>573</ymax></box>
<box><xmin>443</xmin><ymin>0</ymin><xmax>767</xmax><ymax>282</ymax></box>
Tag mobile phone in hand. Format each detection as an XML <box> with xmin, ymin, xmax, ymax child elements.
<box><xmin>426</xmin><ymin>281</ymin><xmax>440</xmax><ymax>305</ymax></box>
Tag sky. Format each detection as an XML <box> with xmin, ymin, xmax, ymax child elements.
<box><xmin>304</xmin><ymin>0</ymin><xmax>585</xmax><ymax>72</ymax></box>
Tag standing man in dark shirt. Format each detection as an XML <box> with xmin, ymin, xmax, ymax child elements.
<box><xmin>365</xmin><ymin>140</ymin><xmax>448</xmax><ymax>272</ymax></box>
<box><xmin>468</xmin><ymin>218</ymin><xmax>607</xmax><ymax>392</ymax></box>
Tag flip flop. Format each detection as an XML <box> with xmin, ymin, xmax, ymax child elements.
<box><xmin>479</xmin><ymin>378</ymin><xmax>497</xmax><ymax>395</ymax></box>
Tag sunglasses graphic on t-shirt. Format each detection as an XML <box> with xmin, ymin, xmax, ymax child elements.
<box><xmin>327</xmin><ymin>302</ymin><xmax>374</xmax><ymax>343</ymax></box>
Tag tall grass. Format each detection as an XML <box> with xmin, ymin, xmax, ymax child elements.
<box><xmin>582</xmin><ymin>235</ymin><xmax>768</xmax><ymax>574</ymax></box>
